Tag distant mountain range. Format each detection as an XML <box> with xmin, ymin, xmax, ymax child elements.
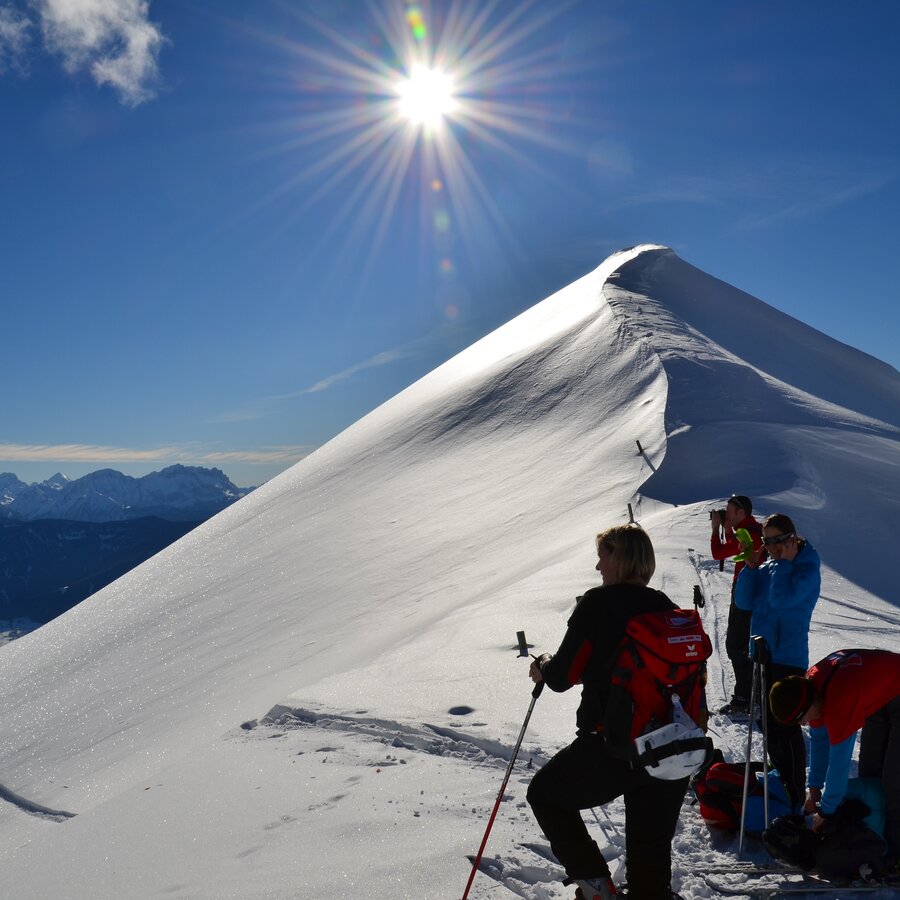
<box><xmin>0</xmin><ymin>465</ymin><xmax>254</xmax><ymax>625</ymax></box>
<box><xmin>0</xmin><ymin>464</ymin><xmax>253</xmax><ymax>522</ymax></box>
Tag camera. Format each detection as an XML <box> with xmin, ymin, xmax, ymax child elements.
<box><xmin>709</xmin><ymin>508</ymin><xmax>726</xmax><ymax>521</ymax></box>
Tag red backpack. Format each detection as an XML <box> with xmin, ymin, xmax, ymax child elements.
<box><xmin>604</xmin><ymin>608</ymin><xmax>713</xmax><ymax>779</ymax></box>
<box><xmin>693</xmin><ymin>759</ymin><xmax>763</xmax><ymax>830</ymax></box>
<box><xmin>692</xmin><ymin>760</ymin><xmax>793</xmax><ymax>832</ymax></box>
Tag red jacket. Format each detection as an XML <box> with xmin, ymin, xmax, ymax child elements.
<box><xmin>710</xmin><ymin>515</ymin><xmax>763</xmax><ymax>582</ymax></box>
<box><xmin>808</xmin><ymin>649</ymin><xmax>900</xmax><ymax>744</ymax></box>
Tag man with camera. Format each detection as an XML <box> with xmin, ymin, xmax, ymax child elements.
<box><xmin>710</xmin><ymin>494</ymin><xmax>763</xmax><ymax>715</ymax></box>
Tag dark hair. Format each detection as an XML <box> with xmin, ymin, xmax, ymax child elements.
<box><xmin>770</xmin><ymin>675</ymin><xmax>819</xmax><ymax>724</ymax></box>
<box><xmin>764</xmin><ymin>513</ymin><xmax>796</xmax><ymax>534</ymax></box>
<box><xmin>728</xmin><ymin>495</ymin><xmax>753</xmax><ymax>516</ymax></box>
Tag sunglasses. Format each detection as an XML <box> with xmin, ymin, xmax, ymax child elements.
<box><xmin>762</xmin><ymin>532</ymin><xmax>795</xmax><ymax>547</ymax></box>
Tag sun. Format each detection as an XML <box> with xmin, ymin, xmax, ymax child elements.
<box><xmin>256</xmin><ymin>2</ymin><xmax>586</xmax><ymax>279</ymax></box>
<box><xmin>396</xmin><ymin>65</ymin><xmax>458</xmax><ymax>131</ymax></box>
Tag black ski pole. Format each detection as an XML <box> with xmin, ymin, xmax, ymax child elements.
<box><xmin>738</xmin><ymin>645</ymin><xmax>760</xmax><ymax>855</ymax></box>
<box><xmin>461</xmin><ymin>678</ymin><xmax>544</xmax><ymax>900</ymax></box>
<box><xmin>738</xmin><ymin>635</ymin><xmax>771</xmax><ymax>855</ymax></box>
<box><xmin>754</xmin><ymin>637</ymin><xmax>772</xmax><ymax>829</ymax></box>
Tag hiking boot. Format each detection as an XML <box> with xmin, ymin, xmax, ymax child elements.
<box><xmin>574</xmin><ymin>876</ymin><xmax>617</xmax><ymax>899</ymax></box>
<box><xmin>718</xmin><ymin>696</ymin><xmax>750</xmax><ymax>715</ymax></box>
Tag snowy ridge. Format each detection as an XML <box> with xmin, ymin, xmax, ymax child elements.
<box><xmin>603</xmin><ymin>248</ymin><xmax>900</xmax><ymax>599</ymax></box>
<box><xmin>0</xmin><ymin>245</ymin><xmax>898</xmax><ymax>898</ymax></box>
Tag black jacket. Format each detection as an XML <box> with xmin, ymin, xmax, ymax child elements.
<box><xmin>539</xmin><ymin>583</ymin><xmax>677</xmax><ymax>736</ymax></box>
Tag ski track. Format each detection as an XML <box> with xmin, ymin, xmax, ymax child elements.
<box><xmin>0</xmin><ymin>782</ymin><xmax>76</xmax><ymax>822</ymax></box>
<box><xmin>817</xmin><ymin>592</ymin><xmax>900</xmax><ymax>635</ymax></box>
<box><xmin>689</xmin><ymin>548</ymin><xmax>730</xmax><ymax>706</ymax></box>
<box><xmin>258</xmin><ymin>704</ymin><xmax>552</xmax><ymax>770</ymax></box>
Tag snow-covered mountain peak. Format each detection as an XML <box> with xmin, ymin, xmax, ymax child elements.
<box><xmin>0</xmin><ymin>245</ymin><xmax>897</xmax><ymax>899</ymax></box>
<box><xmin>607</xmin><ymin>247</ymin><xmax>900</xmax><ymax>428</ymax></box>
<box><xmin>42</xmin><ymin>472</ymin><xmax>70</xmax><ymax>490</ymax></box>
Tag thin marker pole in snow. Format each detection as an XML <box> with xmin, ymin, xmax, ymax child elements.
<box><xmin>516</xmin><ymin>631</ymin><xmax>529</xmax><ymax>657</ymax></box>
<box><xmin>636</xmin><ymin>440</ymin><xmax>644</xmax><ymax>455</ymax></box>
<box><xmin>627</xmin><ymin>503</ymin><xmax>635</xmax><ymax>523</ymax></box>
<box><xmin>462</xmin><ymin>676</ymin><xmax>544</xmax><ymax>900</ymax></box>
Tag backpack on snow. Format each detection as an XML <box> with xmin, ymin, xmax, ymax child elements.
<box><xmin>692</xmin><ymin>759</ymin><xmax>792</xmax><ymax>832</ymax></box>
<box><xmin>603</xmin><ymin>608</ymin><xmax>713</xmax><ymax>780</ymax></box>
<box><xmin>763</xmin><ymin>797</ymin><xmax>889</xmax><ymax>879</ymax></box>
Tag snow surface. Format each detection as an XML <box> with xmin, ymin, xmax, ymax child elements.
<box><xmin>0</xmin><ymin>245</ymin><xmax>898</xmax><ymax>899</ymax></box>
<box><xmin>0</xmin><ymin>618</ymin><xmax>40</xmax><ymax>647</ymax></box>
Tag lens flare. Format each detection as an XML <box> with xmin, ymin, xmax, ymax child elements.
<box><xmin>405</xmin><ymin>5</ymin><xmax>427</xmax><ymax>42</ymax></box>
<box><xmin>246</xmin><ymin>1</ymin><xmax>594</xmax><ymax>283</ymax></box>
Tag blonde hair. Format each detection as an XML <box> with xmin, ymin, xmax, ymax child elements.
<box><xmin>595</xmin><ymin>523</ymin><xmax>655</xmax><ymax>585</ymax></box>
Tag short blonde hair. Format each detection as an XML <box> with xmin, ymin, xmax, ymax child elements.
<box><xmin>595</xmin><ymin>524</ymin><xmax>655</xmax><ymax>585</ymax></box>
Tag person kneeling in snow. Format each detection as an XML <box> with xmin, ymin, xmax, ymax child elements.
<box><xmin>769</xmin><ymin>649</ymin><xmax>900</xmax><ymax>866</ymax></box>
<box><xmin>526</xmin><ymin>524</ymin><xmax>688</xmax><ymax>900</ymax></box>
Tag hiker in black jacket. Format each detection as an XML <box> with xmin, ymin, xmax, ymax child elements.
<box><xmin>527</xmin><ymin>524</ymin><xmax>688</xmax><ymax>900</ymax></box>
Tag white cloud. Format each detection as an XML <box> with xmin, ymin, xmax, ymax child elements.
<box><xmin>0</xmin><ymin>442</ymin><xmax>313</xmax><ymax>466</ymax></box>
<box><xmin>33</xmin><ymin>0</ymin><xmax>165</xmax><ymax>106</ymax></box>
<box><xmin>211</xmin><ymin>347</ymin><xmax>417</xmax><ymax>424</ymax></box>
<box><xmin>0</xmin><ymin>4</ymin><xmax>31</xmax><ymax>74</ymax></box>
<box><xmin>735</xmin><ymin>171</ymin><xmax>897</xmax><ymax>231</ymax></box>
<box><xmin>303</xmin><ymin>349</ymin><xmax>411</xmax><ymax>394</ymax></box>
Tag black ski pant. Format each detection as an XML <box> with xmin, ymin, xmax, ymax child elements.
<box><xmin>526</xmin><ymin>733</ymin><xmax>687</xmax><ymax>900</ymax></box>
<box><xmin>762</xmin><ymin>662</ymin><xmax>807</xmax><ymax>808</ymax></box>
<box><xmin>725</xmin><ymin>586</ymin><xmax>752</xmax><ymax>701</ymax></box>
<box><xmin>859</xmin><ymin>695</ymin><xmax>900</xmax><ymax>863</ymax></box>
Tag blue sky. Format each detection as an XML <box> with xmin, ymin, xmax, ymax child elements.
<box><xmin>2</xmin><ymin>0</ymin><xmax>898</xmax><ymax>488</ymax></box>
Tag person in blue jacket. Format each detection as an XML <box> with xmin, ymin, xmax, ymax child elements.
<box><xmin>735</xmin><ymin>513</ymin><xmax>820</xmax><ymax>807</ymax></box>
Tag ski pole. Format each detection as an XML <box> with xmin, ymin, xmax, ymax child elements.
<box><xmin>461</xmin><ymin>678</ymin><xmax>544</xmax><ymax>900</ymax></box>
<box><xmin>738</xmin><ymin>645</ymin><xmax>760</xmax><ymax>855</ymax></box>
<box><xmin>753</xmin><ymin>637</ymin><xmax>771</xmax><ymax>830</ymax></box>
<box><xmin>590</xmin><ymin>804</ymin><xmax>612</xmax><ymax>845</ymax></box>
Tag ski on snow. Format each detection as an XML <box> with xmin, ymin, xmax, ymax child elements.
<box><xmin>704</xmin><ymin>872</ymin><xmax>883</xmax><ymax>897</ymax></box>
<box><xmin>463</xmin><ymin>855</ymin><xmax>532</xmax><ymax>897</ymax></box>
<box><xmin>703</xmin><ymin>863</ymin><xmax>804</xmax><ymax>875</ymax></box>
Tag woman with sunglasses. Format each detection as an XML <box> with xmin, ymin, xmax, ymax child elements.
<box><xmin>734</xmin><ymin>513</ymin><xmax>821</xmax><ymax>810</ymax></box>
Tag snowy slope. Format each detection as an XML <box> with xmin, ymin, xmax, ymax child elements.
<box><xmin>0</xmin><ymin>245</ymin><xmax>898</xmax><ymax>899</ymax></box>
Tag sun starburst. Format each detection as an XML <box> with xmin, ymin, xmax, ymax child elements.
<box><xmin>243</xmin><ymin>0</ymin><xmax>590</xmax><ymax>303</ymax></box>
